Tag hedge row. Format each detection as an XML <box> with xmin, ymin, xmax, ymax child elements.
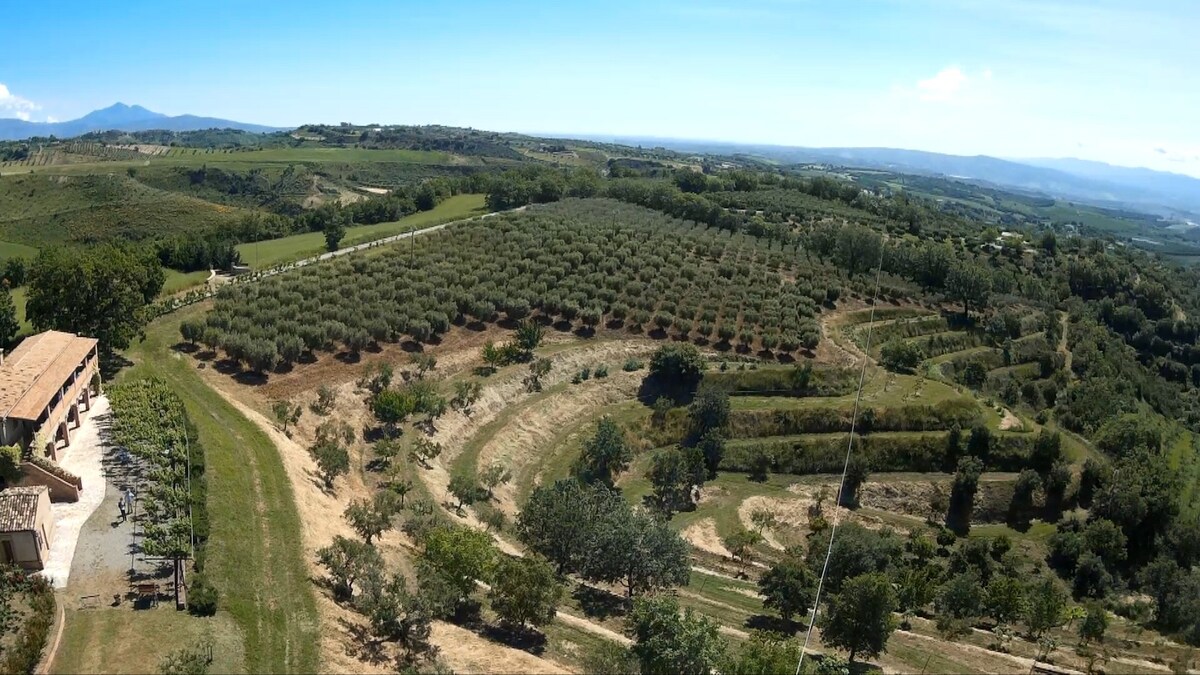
<box><xmin>722</xmin><ymin>429</ymin><xmax>1038</xmax><ymax>475</ymax></box>
<box><xmin>702</xmin><ymin>364</ymin><xmax>858</xmax><ymax>398</ymax></box>
<box><xmin>725</xmin><ymin>399</ymin><xmax>982</xmax><ymax>439</ymax></box>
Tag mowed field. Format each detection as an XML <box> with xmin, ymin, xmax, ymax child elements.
<box><xmin>235</xmin><ymin>193</ymin><xmax>488</xmax><ymax>268</ymax></box>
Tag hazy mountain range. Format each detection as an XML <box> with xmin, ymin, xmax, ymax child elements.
<box><xmin>594</xmin><ymin>136</ymin><xmax>1200</xmax><ymax>219</ymax></box>
<box><xmin>0</xmin><ymin>103</ymin><xmax>281</xmax><ymax>140</ymax></box>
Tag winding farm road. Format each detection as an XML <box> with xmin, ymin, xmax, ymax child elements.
<box><xmin>249</xmin><ymin>206</ymin><xmax>522</xmax><ymax>280</ymax></box>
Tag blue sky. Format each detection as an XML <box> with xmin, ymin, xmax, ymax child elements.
<box><xmin>2</xmin><ymin>0</ymin><xmax>1197</xmax><ymax>176</ymax></box>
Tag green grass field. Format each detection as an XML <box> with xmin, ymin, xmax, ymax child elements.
<box><xmin>0</xmin><ymin>174</ymin><xmax>247</xmax><ymax>247</ymax></box>
<box><xmin>0</xmin><ymin>239</ymin><xmax>37</xmax><ymax>262</ymax></box>
<box><xmin>236</xmin><ymin>193</ymin><xmax>487</xmax><ymax>268</ymax></box>
<box><xmin>163</xmin><ymin>269</ymin><xmax>211</xmax><ymax>295</ymax></box>
<box><xmin>11</xmin><ymin>285</ymin><xmax>30</xmax><ymax>333</ymax></box>
<box><xmin>112</xmin><ymin>304</ymin><xmax>321</xmax><ymax>673</ymax></box>
<box><xmin>0</xmin><ymin>146</ymin><xmax>455</xmax><ymax>177</ymax></box>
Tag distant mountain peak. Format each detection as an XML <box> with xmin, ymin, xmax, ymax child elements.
<box><xmin>0</xmin><ymin>103</ymin><xmax>282</xmax><ymax>140</ymax></box>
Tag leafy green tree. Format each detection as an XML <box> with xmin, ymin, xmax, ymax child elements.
<box><xmin>628</xmin><ymin>594</ymin><xmax>726</xmax><ymax>675</ymax></box>
<box><xmin>27</xmin><ymin>244</ymin><xmax>164</xmax><ymax>353</ymax></box>
<box><xmin>310</xmin><ymin>439</ymin><xmax>350</xmax><ymax>490</ymax></box>
<box><xmin>373</xmin><ymin>437</ymin><xmax>403</xmax><ymax>469</ymax></box>
<box><xmin>408</xmin><ymin>437</ymin><xmax>443</xmax><ymax>468</ymax></box>
<box><xmin>324</xmin><ymin>210</ymin><xmax>348</xmax><ymax>251</ymax></box>
<box><xmin>419</xmin><ymin>526</ymin><xmax>495</xmax><ymax>606</ymax></box>
<box><xmin>1025</xmin><ymin>575</ymin><xmax>1069</xmax><ymax>638</ymax></box>
<box><xmin>447</xmin><ymin>473</ymin><xmax>486</xmax><ymax>513</ymax></box>
<box><xmin>480</xmin><ymin>341</ymin><xmax>504</xmax><ymax>373</ymax></box>
<box><xmin>372</xmin><ymin>389</ymin><xmax>414</xmax><ymax>434</ymax></box>
<box><xmin>312</xmin><ymin>384</ymin><xmax>337</xmax><ymax>415</ymax></box>
<box><xmin>689</xmin><ymin>387</ymin><xmax>730</xmax><ymax>440</ymax></box>
<box><xmin>524</xmin><ymin>357</ymin><xmax>552</xmax><ymax>392</ymax></box>
<box><xmin>984</xmin><ymin>575</ymin><xmax>1026</xmax><ymax>628</ymax></box>
<box><xmin>488</xmin><ymin>555</ymin><xmax>564</xmax><ymax>632</ymax></box>
<box><xmin>1008</xmin><ymin>469</ymin><xmax>1041</xmax><ymax>528</ymax></box>
<box><xmin>479</xmin><ymin>462</ymin><xmax>512</xmax><ymax>497</ymax></box>
<box><xmin>723</xmin><ymin>529</ymin><xmax>763</xmax><ymax>569</ymax></box>
<box><xmin>573</xmin><ymin>417</ymin><xmax>633</xmax><ymax>487</ymax></box>
<box><xmin>344</xmin><ymin>491</ymin><xmax>401</xmax><ymax>544</ymax></box>
<box><xmin>585</xmin><ymin>507</ymin><xmax>691</xmax><ymax>598</ymax></box>
<box><xmin>936</xmin><ymin>571</ymin><xmax>983</xmax><ymax>626</ymax></box>
<box><xmin>0</xmin><ymin>285</ymin><xmax>18</xmax><ymax>347</ymax></box>
<box><xmin>807</xmin><ymin>522</ymin><xmax>901</xmax><ymax>593</ymax></box>
<box><xmin>513</xmin><ymin>319</ymin><xmax>543</xmax><ymax>359</ymax></box>
<box><xmin>316</xmin><ymin>535</ymin><xmax>382</xmax><ymax>600</ymax></box>
<box><xmin>841</xmin><ymin>454</ymin><xmax>869</xmax><ymax>507</ymax></box>
<box><xmin>1094</xmin><ymin>413</ymin><xmax>1161</xmax><ymax>458</ymax></box>
<box><xmin>722</xmin><ymin>631</ymin><xmax>801</xmax><ymax>675</ymax></box>
<box><xmin>271</xmin><ymin>400</ymin><xmax>302</xmax><ymax>435</ymax></box>
<box><xmin>648</xmin><ymin>446</ymin><xmax>706</xmax><ymax>514</ymax></box>
<box><xmin>759</xmin><ymin>552</ymin><xmax>817</xmax><ymax>623</ymax></box>
<box><xmin>450</xmin><ymin>380</ymin><xmax>483</xmax><ymax>416</ymax></box>
<box><xmin>879</xmin><ymin>339</ymin><xmax>924</xmax><ymax>373</ymax></box>
<box><xmin>945</xmin><ymin>263</ymin><xmax>991</xmax><ymax>318</ymax></box>
<box><xmin>1078</xmin><ymin>603</ymin><xmax>1107</xmax><ymax>645</ymax></box>
<box><xmin>649</xmin><ymin>343</ymin><xmax>705</xmax><ymax>395</ymax></box>
<box><xmin>354</xmin><ymin>572</ymin><xmax>436</xmax><ymax>667</ymax></box>
<box><xmin>895</xmin><ymin>566</ymin><xmax>938</xmax><ymax>615</ymax></box>
<box><xmin>946</xmin><ymin>455</ymin><xmax>984</xmax><ymax>534</ymax></box>
<box><xmin>516</xmin><ymin>478</ymin><xmax>626</xmax><ymax>574</ymax></box>
<box><xmin>821</xmin><ymin>572</ymin><xmax>898</xmax><ymax>663</ymax></box>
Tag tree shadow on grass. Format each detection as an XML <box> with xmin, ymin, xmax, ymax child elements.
<box><xmin>745</xmin><ymin>614</ymin><xmax>805</xmax><ymax>635</ymax></box>
<box><xmin>172</xmin><ymin>341</ymin><xmax>200</xmax><ymax>355</ymax></box>
<box><xmin>232</xmin><ymin>370</ymin><xmax>268</xmax><ymax>387</ymax></box>
<box><xmin>552</xmin><ymin>320</ymin><xmax>573</xmax><ymax>333</ymax></box>
<box><xmin>480</xmin><ymin>624</ymin><xmax>547</xmax><ymax>655</ymax></box>
<box><xmin>336</xmin><ymin>616</ymin><xmax>391</xmax><ymax>666</ymax></box>
<box><xmin>572</xmin><ymin>583</ymin><xmax>627</xmax><ymax>622</ymax></box>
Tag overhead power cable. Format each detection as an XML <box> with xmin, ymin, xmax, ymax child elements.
<box><xmin>795</xmin><ymin>247</ymin><xmax>886</xmax><ymax>675</ymax></box>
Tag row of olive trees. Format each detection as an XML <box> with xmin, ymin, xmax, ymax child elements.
<box><xmin>190</xmin><ymin>200</ymin><xmax>837</xmax><ymax>374</ymax></box>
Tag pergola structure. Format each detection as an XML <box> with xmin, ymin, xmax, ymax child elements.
<box><xmin>0</xmin><ymin>331</ymin><xmax>100</xmax><ymax>458</ymax></box>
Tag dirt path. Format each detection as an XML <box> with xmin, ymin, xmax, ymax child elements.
<box><xmin>817</xmin><ymin>310</ymin><xmax>870</xmax><ymax>366</ymax></box>
<box><xmin>420</xmin><ymin>340</ymin><xmax>660</xmax><ymax>527</ymax></box>
<box><xmin>556</xmin><ymin>610</ymin><xmax>630</xmax><ymax>646</ymax></box>
<box><xmin>201</xmin><ymin>369</ymin><xmax>571</xmax><ymax>673</ymax></box>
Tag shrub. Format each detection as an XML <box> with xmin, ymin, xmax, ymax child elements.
<box><xmin>0</xmin><ymin>445</ymin><xmax>23</xmax><ymax>486</ymax></box>
<box><xmin>1</xmin><ymin>574</ymin><xmax>55</xmax><ymax>675</ymax></box>
<box><xmin>623</xmin><ymin>358</ymin><xmax>644</xmax><ymax>372</ymax></box>
<box><xmin>187</xmin><ymin>573</ymin><xmax>218</xmax><ymax>616</ymax></box>
<box><xmin>880</xmin><ymin>338</ymin><xmax>925</xmax><ymax>373</ymax></box>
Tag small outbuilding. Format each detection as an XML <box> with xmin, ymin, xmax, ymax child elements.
<box><xmin>0</xmin><ymin>486</ymin><xmax>54</xmax><ymax>570</ymax></box>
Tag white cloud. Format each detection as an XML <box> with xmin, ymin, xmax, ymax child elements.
<box><xmin>0</xmin><ymin>83</ymin><xmax>40</xmax><ymax>120</ymax></box>
<box><xmin>916</xmin><ymin>66</ymin><xmax>968</xmax><ymax>102</ymax></box>
<box><xmin>45</xmin><ymin>116</ymin><xmax>58</xmax><ymax>123</ymax></box>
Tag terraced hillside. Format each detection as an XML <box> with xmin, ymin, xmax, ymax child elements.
<box><xmin>174</xmin><ymin>197</ymin><xmax>1197</xmax><ymax>674</ymax></box>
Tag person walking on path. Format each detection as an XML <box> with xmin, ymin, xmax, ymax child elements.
<box><xmin>118</xmin><ymin>499</ymin><xmax>126</xmax><ymax>522</ymax></box>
